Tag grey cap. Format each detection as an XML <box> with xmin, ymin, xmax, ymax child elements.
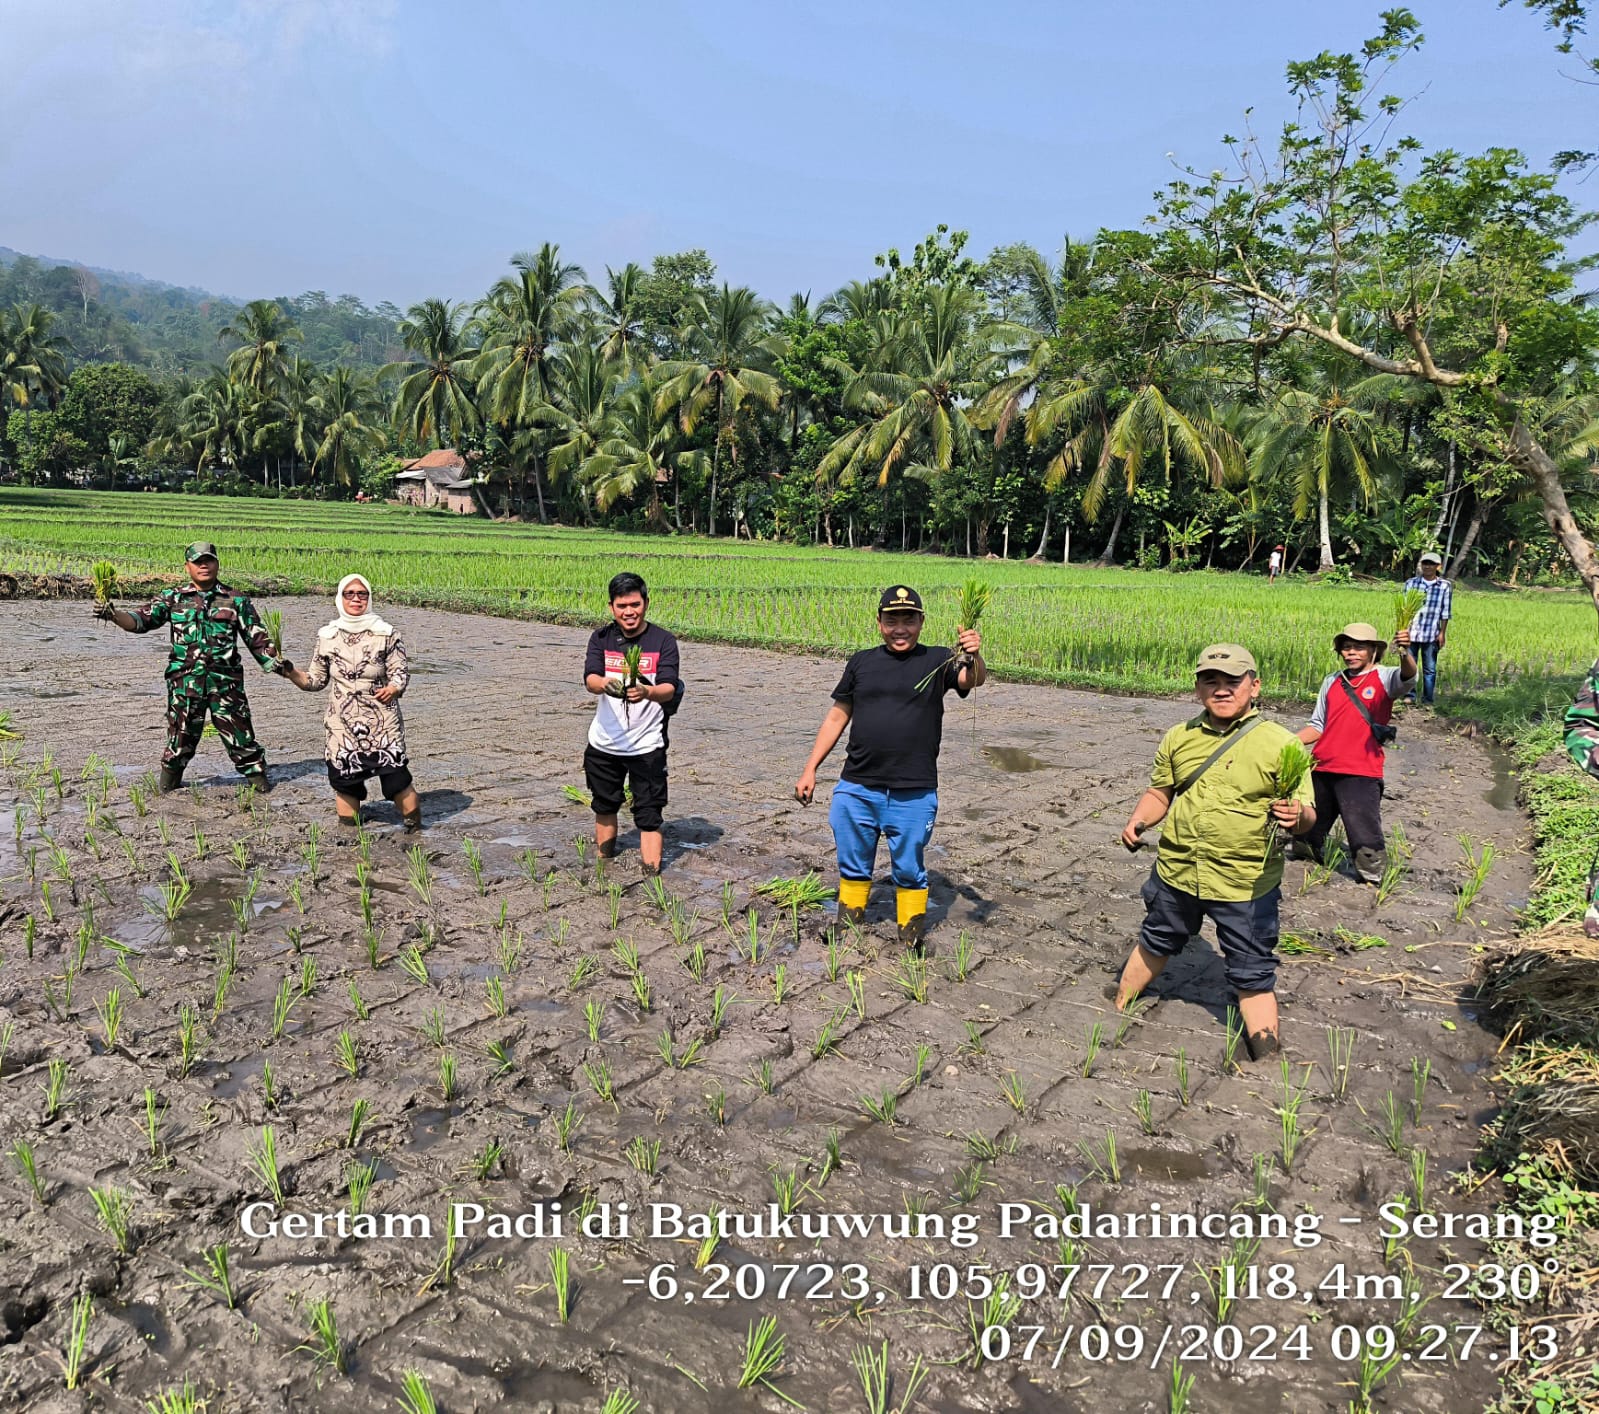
<box><xmin>1418</xmin><ymin>551</ymin><xmax>1443</xmax><ymax>565</ymax></box>
<box><xmin>185</xmin><ymin>541</ymin><xmax>219</xmax><ymax>564</ymax></box>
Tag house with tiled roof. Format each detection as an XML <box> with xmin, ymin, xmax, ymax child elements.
<box><xmin>393</xmin><ymin>449</ymin><xmax>482</xmax><ymax>515</ymax></box>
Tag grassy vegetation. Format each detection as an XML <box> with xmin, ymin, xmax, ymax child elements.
<box><xmin>3</xmin><ymin>488</ymin><xmax>1594</xmax><ymax>703</ymax></box>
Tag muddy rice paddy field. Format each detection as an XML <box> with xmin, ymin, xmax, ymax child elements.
<box><xmin>0</xmin><ymin>601</ymin><xmax>1545</xmax><ymax>1412</ymax></box>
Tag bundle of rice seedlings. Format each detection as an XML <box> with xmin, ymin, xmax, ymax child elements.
<box><xmin>915</xmin><ymin>578</ymin><xmax>991</xmax><ymax>692</ymax></box>
<box><xmin>753</xmin><ymin>873</ymin><xmax>832</xmax><ymax>911</ymax></box>
<box><xmin>91</xmin><ymin>562</ymin><xmax>118</xmax><ymax>604</ymax></box>
<box><xmin>0</xmin><ymin>710</ymin><xmax>19</xmax><ymax>741</ymax></box>
<box><xmin>262</xmin><ymin>609</ymin><xmax>284</xmax><ymax>659</ymax></box>
<box><xmin>1392</xmin><ymin>587</ymin><xmax>1426</xmax><ymax>640</ymax></box>
<box><xmin>620</xmin><ymin>642</ymin><xmax>644</xmax><ymax>723</ymax></box>
<box><xmin>1476</xmin><ymin>928</ymin><xmax>1599</xmax><ymax>1047</ymax></box>
<box><xmin>1267</xmin><ymin>739</ymin><xmax>1315</xmax><ymax>855</ymax></box>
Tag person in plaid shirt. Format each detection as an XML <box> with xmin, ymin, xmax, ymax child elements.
<box><xmin>1402</xmin><ymin>552</ymin><xmax>1453</xmax><ymax>704</ymax></box>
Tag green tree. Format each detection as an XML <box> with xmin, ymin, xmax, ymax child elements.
<box><xmin>382</xmin><ymin>298</ymin><xmax>480</xmax><ymax>451</ymax></box>
<box><xmin>0</xmin><ymin>303</ymin><xmax>70</xmax><ymax>466</ymax></box>
<box><xmin>216</xmin><ymin>299</ymin><xmax>302</xmax><ymax>393</ymax></box>
<box><xmin>56</xmin><ymin>363</ymin><xmax>163</xmax><ymax>461</ymax></box>
<box><xmin>654</xmin><ymin>284</ymin><xmax>781</xmax><ymax>535</ymax></box>
<box><xmin>311</xmin><ymin>367</ymin><xmax>387</xmax><ymax>489</ymax></box>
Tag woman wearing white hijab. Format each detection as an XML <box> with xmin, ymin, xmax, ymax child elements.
<box><xmin>285</xmin><ymin>574</ymin><xmax>421</xmax><ymax>828</ymax></box>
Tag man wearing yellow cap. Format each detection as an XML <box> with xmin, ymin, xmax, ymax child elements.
<box><xmin>794</xmin><ymin>586</ymin><xmax>985</xmax><ymax>949</ymax></box>
<box><xmin>1114</xmin><ymin>644</ymin><xmax>1316</xmax><ymax>1059</ymax></box>
<box><xmin>1293</xmin><ymin>622</ymin><xmax>1414</xmax><ymax>883</ymax></box>
<box><xmin>94</xmin><ymin>541</ymin><xmax>293</xmax><ymax>792</ymax></box>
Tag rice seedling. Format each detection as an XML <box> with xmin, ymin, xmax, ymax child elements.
<box><xmin>1168</xmin><ymin>1359</ymin><xmax>1197</xmax><ymax>1414</ymax></box>
<box><xmin>484</xmin><ymin>974</ymin><xmax>508</xmax><ymax>1018</ymax></box>
<box><xmin>965</xmin><ymin>1277</ymin><xmax>1021</xmax><ymax>1370</ymax></box>
<box><xmin>999</xmin><ymin>1071</ymin><xmax>1026</xmax><ymax>1114</ymax></box>
<box><xmin>610</xmin><ymin>936</ymin><xmax>641</xmax><ymax>973</ymax></box>
<box><xmin>772</xmin><ymin>962</ymin><xmax>788</xmax><ymax>1004</ymax></box>
<box><xmin>771</xmin><ymin>1164</ymin><xmax>807</xmax><ymax>1215</ymax></box>
<box><xmin>959</xmin><ymin>1018</ymin><xmax>986</xmax><ymax>1056</ymax></box>
<box><xmin>483</xmin><ymin>1038</ymin><xmax>513</xmax><ymax>1075</ymax></box>
<box><xmin>966</xmin><ymin>1131</ymin><xmax>1015</xmax><ymax>1162</ymax></box>
<box><xmin>1376</xmin><ymin>822</ymin><xmax>1412</xmax><ymax>905</ymax></box>
<box><xmin>543</xmin><ymin>868</ymin><xmax>558</xmax><ymax>909</ymax></box>
<box><xmin>600</xmin><ymin>1392</ymin><xmax>641</xmax><ymax>1414</ymax></box>
<box><xmin>842</xmin><ymin>969</ymin><xmax>867</xmax><ymax>1021</ymax></box>
<box><xmin>565</xmin><ymin>952</ymin><xmax>597</xmax><ymax>989</ymax></box>
<box><xmin>462</xmin><ymin>836</ymin><xmax>487</xmax><ymax>895</ymax></box>
<box><xmin>396</xmin><ymin>1371</ymin><xmax>439</xmax><ymax>1414</ymax></box>
<box><xmin>406</xmin><ymin>845</ymin><xmax>433</xmax><ymax>906</ymax></box>
<box><xmin>347</xmin><ymin>1159</ymin><xmax>376</xmax><ymax>1215</ymax></box>
<box><xmin>630</xmin><ymin>969</ymin><xmax>652</xmax><ymax>1012</ymax></box>
<box><xmin>146</xmin><ymin>1378</ymin><xmax>204</xmax><ymax>1414</ymax></box>
<box><xmin>1266</xmin><ymin>738</ymin><xmax>1314</xmax><ymax>855</ymax></box>
<box><xmin>1248</xmin><ymin>1151</ymin><xmax>1274</xmax><ymax>1210</ymax></box>
<box><xmin>1409</xmin><ymin>1055</ymin><xmax>1433</xmax><ymax>1123</ymax></box>
<box><xmin>347</xmin><ymin>979</ymin><xmax>369</xmax><ymax>1021</ymax></box>
<box><xmin>44</xmin><ymin>1057</ymin><xmax>70</xmax><ymax>1120</ymax></box>
<box><xmin>95</xmin><ymin>987</ymin><xmax>124</xmax><ymax>1049</ymax></box>
<box><xmin>859</xmin><ymin>1087</ymin><xmax>899</xmax><ymax>1125</ymax></box>
<box><xmin>654</xmin><ymin>1028</ymin><xmax>675</xmax><ymax>1067</ymax></box>
<box><xmin>1301</xmin><ymin>832</ymin><xmax>1348</xmax><ymax>891</ymax></box>
<box><xmin>1133</xmin><ymin>1089</ymin><xmax>1156</xmax><ymax>1135</ymax></box>
<box><xmin>706</xmin><ymin>1085</ymin><xmax>730</xmax><ymax>1126</ymax></box>
<box><xmin>1078</xmin><ymin>1130</ymin><xmax>1121</xmax><ymax>1183</ymax></box>
<box><xmin>261</xmin><ymin>1059</ymin><xmax>278</xmax><ymax>1109</ymax></box>
<box><xmin>744</xmin><ymin>907</ymin><xmax>763</xmax><ymax>964</ymax></box>
<box><xmin>1172</xmin><ymin>1046</ymin><xmax>1193</xmax><ymax>1105</ymax></box>
<box><xmin>0</xmin><ymin>707</ymin><xmax>20</xmax><ymax>739</ymax></box>
<box><xmin>554</xmin><ymin>1098</ymin><xmax>582</xmax><ymax>1149</ymax></box>
<box><xmin>737</xmin><ymin>1315</ymin><xmax>787</xmax><ymax>1392</ymax></box>
<box><xmin>746</xmin><ymin>1058</ymin><xmax>775</xmax><ymax>1094</ymax></box>
<box><xmin>1326</xmin><ymin>1026</ymin><xmax>1358</xmax><ymax>1102</ymax></box>
<box><xmin>90</xmin><ymin>1184</ymin><xmax>135</xmax><ymax>1251</ymax></box>
<box><xmin>720</xmin><ymin>880</ymin><xmax>737</xmax><ymax>927</ymax></box>
<box><xmin>128</xmin><ymin>782</ymin><xmax>147</xmax><ymax>818</ymax></box>
<box><xmin>63</xmin><ymin>1292</ymin><xmax>93</xmax><ymax>1390</ymax></box>
<box><xmin>299</xmin><ymin>1296</ymin><xmax>345</xmax><ymax>1375</ymax></box>
<box><xmin>248</xmin><ymin>1125</ymin><xmax>286</xmax><ymax>1204</ymax></box>
<box><xmin>548</xmin><ymin>1244</ymin><xmax>575</xmax><ymax>1321</ymax></box>
<box><xmin>1409</xmin><ymin>1147</ymin><xmax>1429</xmax><ymax>1213</ymax></box>
<box><xmin>573</xmin><ymin>833</ymin><xmax>590</xmax><ymax>868</ymax></box>
<box><xmin>11</xmin><ymin>1139</ymin><xmax>47</xmax><ymax>1204</ymax></box>
<box><xmin>917</xmin><ymin>577</ymin><xmax>991</xmax><ymax>693</ymax></box>
<box><xmin>358</xmin><ymin>883</ymin><xmax>374</xmax><ymax>931</ymax></box>
<box><xmin>1454</xmin><ymin>832</ymin><xmax>1497</xmax><ymax>921</ymax></box>
<box><xmin>145</xmin><ymin>871</ymin><xmax>193</xmax><ymax>924</ymax></box>
<box><xmin>851</xmin><ymin>1339</ymin><xmax>930</xmax><ymax>1414</ymax></box>
<box><xmin>23</xmin><ymin>913</ymin><xmax>35</xmax><ymax>958</ymax></box>
<box><xmin>1392</xmin><ymin>586</ymin><xmax>1426</xmax><ymax>639</ymax></box>
<box><xmin>331</xmin><ymin>1028</ymin><xmax>360</xmax><ymax>1079</ymax></box>
<box><xmin>39</xmin><ymin>878</ymin><xmax>58</xmax><ymax>922</ymax></box>
<box><xmin>259</xmin><ymin>605</ymin><xmax>283</xmax><ymax>658</ymax></box>
<box><xmin>1371</xmin><ymin>1090</ymin><xmax>1408</xmax><ymax>1154</ymax></box>
<box><xmin>910</xmin><ymin>1042</ymin><xmax>933</xmax><ymax>1086</ymax></box>
<box><xmin>143</xmin><ymin>1086</ymin><xmax>167</xmax><ymax>1160</ymax></box>
<box><xmin>176</xmin><ymin>1004</ymin><xmax>200</xmax><ymax>1077</ymax></box>
<box><xmin>400</xmin><ymin>945</ymin><xmax>431</xmax><ymax>984</ymax></box>
<box><xmin>364</xmin><ymin>924</ymin><xmax>385</xmax><ymax>969</ymax></box>
<box><xmin>270</xmin><ymin>977</ymin><xmax>295</xmax><ymax>1039</ymax></box>
<box><xmin>296</xmin><ymin>953</ymin><xmax>317</xmax><ymax>999</ymax></box>
<box><xmin>228</xmin><ymin>838</ymin><xmax>249</xmax><ymax>873</ymax></box>
<box><xmin>818</xmin><ymin>1126</ymin><xmax>843</xmax><ymax>1181</ymax></box>
<box><xmin>1081</xmin><ymin>1020</ymin><xmax>1104</xmax><ymax>1077</ymax></box>
<box><xmin>709</xmin><ymin>984</ymin><xmax>733</xmax><ymax>1036</ymax></box>
<box><xmin>892</xmin><ymin>953</ymin><xmax>929</xmax><ymax>1003</ymax></box>
<box><xmin>467</xmin><ymin>1137</ymin><xmax>504</xmax><ymax>1181</ymax></box>
<box><xmin>1222</xmin><ymin>1006</ymin><xmax>1245</xmax><ymax>1073</ymax></box>
<box><xmin>583</xmin><ymin>1055</ymin><xmax>617</xmax><ymax>1108</ymax></box>
<box><xmin>1277</xmin><ymin>1060</ymin><xmax>1313</xmax><ymax>1172</ymax></box>
<box><xmin>954</xmin><ymin>1160</ymin><xmax>985</xmax><ymax>1202</ymax></box>
<box><xmin>584</xmin><ymin>998</ymin><xmax>605</xmax><ymax>1042</ymax></box>
<box><xmin>625</xmin><ymin>1135</ymin><xmax>661</xmax><ymax>1176</ymax></box>
<box><xmin>1204</xmin><ymin>1235</ymin><xmax>1261</xmax><ymax>1322</ymax></box>
<box><xmin>438</xmin><ymin>1052</ymin><xmax>459</xmax><ymax>1101</ymax></box>
<box><xmin>301</xmin><ymin>833</ymin><xmax>321</xmax><ymax>883</ymax></box>
<box><xmin>1352</xmin><ymin>1344</ymin><xmax>1404</xmax><ymax>1412</ymax></box>
<box><xmin>356</xmin><ymin>825</ymin><xmax>373</xmax><ymax>866</ymax></box>
<box><xmin>0</xmin><ymin>1021</ymin><xmax>11</xmax><ymax>1080</ymax></box>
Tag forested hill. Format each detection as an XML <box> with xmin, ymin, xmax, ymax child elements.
<box><xmin>0</xmin><ymin>247</ymin><xmax>402</xmax><ymax>377</ymax></box>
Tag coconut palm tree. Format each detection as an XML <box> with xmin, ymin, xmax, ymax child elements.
<box><xmin>382</xmin><ymin>298</ymin><xmax>479</xmax><ymax>449</ymax></box>
<box><xmin>1248</xmin><ymin>379</ymin><xmax>1388</xmax><ymax>570</ymax></box>
<box><xmin>535</xmin><ymin>342</ymin><xmax>616</xmax><ymax>515</ymax></box>
<box><xmin>583</xmin><ymin>383</ymin><xmax>707</xmax><ymax>524</ymax></box>
<box><xmin>588</xmin><ymin>263</ymin><xmax>649</xmax><ymax>371</ymax></box>
<box><xmin>653</xmin><ymin>284</ymin><xmax>781</xmax><ymax>535</ymax></box>
<box><xmin>310</xmin><ymin>367</ymin><xmax>387</xmax><ymax>488</ymax></box>
<box><xmin>178</xmin><ymin>368</ymin><xmax>253</xmax><ymax>478</ymax></box>
<box><xmin>217</xmin><ymin>299</ymin><xmax>302</xmax><ymax>394</ymax></box>
<box><xmin>0</xmin><ymin>303</ymin><xmax>70</xmax><ymax>466</ymax></box>
<box><xmin>472</xmin><ymin>243</ymin><xmax>589</xmax><ymax>520</ymax></box>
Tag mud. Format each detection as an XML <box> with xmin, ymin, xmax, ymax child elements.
<box><xmin>0</xmin><ymin>600</ymin><xmax>1536</xmax><ymax>1411</ymax></box>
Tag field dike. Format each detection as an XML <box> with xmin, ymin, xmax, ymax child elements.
<box><xmin>0</xmin><ymin>598</ymin><xmax>1578</xmax><ymax>1412</ymax></box>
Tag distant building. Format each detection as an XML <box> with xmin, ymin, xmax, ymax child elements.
<box><xmin>393</xmin><ymin>449</ymin><xmax>481</xmax><ymax>515</ymax></box>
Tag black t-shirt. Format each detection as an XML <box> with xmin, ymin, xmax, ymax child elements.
<box><xmin>832</xmin><ymin>644</ymin><xmax>969</xmax><ymax>790</ymax></box>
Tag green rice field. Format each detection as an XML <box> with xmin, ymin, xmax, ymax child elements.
<box><xmin>2</xmin><ymin>488</ymin><xmax>1594</xmax><ymax>703</ymax></box>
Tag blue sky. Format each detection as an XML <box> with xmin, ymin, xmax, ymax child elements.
<box><xmin>3</xmin><ymin>0</ymin><xmax>1592</xmax><ymax>306</ymax></box>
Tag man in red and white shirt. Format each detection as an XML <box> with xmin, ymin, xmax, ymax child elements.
<box><xmin>1295</xmin><ymin>621</ymin><xmax>1416</xmax><ymax>883</ymax></box>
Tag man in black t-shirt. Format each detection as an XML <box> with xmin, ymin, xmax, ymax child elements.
<box><xmin>794</xmin><ymin>585</ymin><xmax>985</xmax><ymax>949</ymax></box>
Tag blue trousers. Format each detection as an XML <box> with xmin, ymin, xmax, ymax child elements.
<box><xmin>1404</xmin><ymin>641</ymin><xmax>1441</xmax><ymax>703</ymax></box>
<box><xmin>829</xmin><ymin>780</ymin><xmax>938</xmax><ymax>888</ymax></box>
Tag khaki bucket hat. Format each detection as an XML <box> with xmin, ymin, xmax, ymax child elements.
<box><xmin>1334</xmin><ymin>621</ymin><xmax>1385</xmax><ymax>660</ymax></box>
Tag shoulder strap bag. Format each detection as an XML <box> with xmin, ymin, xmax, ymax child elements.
<box><xmin>1173</xmin><ymin>715</ymin><xmax>1266</xmax><ymax>796</ymax></box>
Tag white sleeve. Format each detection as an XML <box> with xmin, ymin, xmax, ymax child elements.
<box><xmin>1378</xmin><ymin>665</ymin><xmax>1405</xmax><ymax>695</ymax></box>
<box><xmin>1307</xmin><ymin>675</ymin><xmax>1335</xmax><ymax>732</ymax></box>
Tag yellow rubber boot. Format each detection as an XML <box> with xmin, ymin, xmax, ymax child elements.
<box><xmin>837</xmin><ymin>878</ymin><xmax>870</xmax><ymax>926</ymax></box>
<box><xmin>896</xmin><ymin>887</ymin><xmax>928</xmax><ymax>950</ymax></box>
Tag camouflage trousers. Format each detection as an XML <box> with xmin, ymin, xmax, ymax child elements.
<box><xmin>163</xmin><ymin>681</ymin><xmax>266</xmax><ymax>778</ymax></box>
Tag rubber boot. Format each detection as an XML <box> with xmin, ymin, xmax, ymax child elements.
<box><xmin>837</xmin><ymin>878</ymin><xmax>870</xmax><ymax>930</ymax></box>
<box><xmin>1353</xmin><ymin>847</ymin><xmax>1386</xmax><ymax>885</ymax></box>
<box><xmin>157</xmin><ymin>766</ymin><xmax>184</xmax><ymax>794</ymax></box>
<box><xmin>898</xmin><ymin>915</ymin><xmax>927</xmax><ymax>953</ymax></box>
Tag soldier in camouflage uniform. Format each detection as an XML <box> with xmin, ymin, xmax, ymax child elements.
<box><xmin>1563</xmin><ymin>658</ymin><xmax>1599</xmax><ymax>937</ymax></box>
<box><xmin>95</xmin><ymin>541</ymin><xmax>293</xmax><ymax>792</ymax></box>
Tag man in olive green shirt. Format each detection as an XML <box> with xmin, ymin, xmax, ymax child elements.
<box><xmin>1114</xmin><ymin>643</ymin><xmax>1317</xmax><ymax>1058</ymax></box>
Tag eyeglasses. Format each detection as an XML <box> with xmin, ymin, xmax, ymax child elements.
<box><xmin>342</xmin><ymin>590</ymin><xmax>370</xmax><ymax>601</ymax></box>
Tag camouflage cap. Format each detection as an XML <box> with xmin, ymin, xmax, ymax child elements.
<box><xmin>185</xmin><ymin>541</ymin><xmax>219</xmax><ymax>564</ymax></box>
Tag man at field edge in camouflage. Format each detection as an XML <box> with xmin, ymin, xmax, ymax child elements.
<box><xmin>95</xmin><ymin>542</ymin><xmax>294</xmax><ymax>793</ymax></box>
